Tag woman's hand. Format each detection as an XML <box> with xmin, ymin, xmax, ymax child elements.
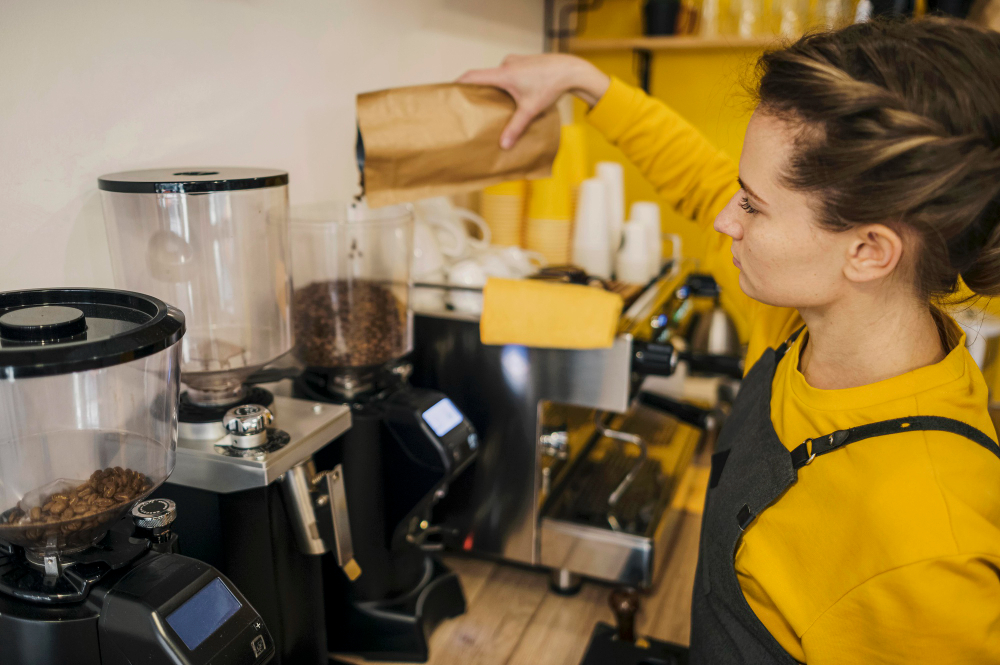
<box><xmin>457</xmin><ymin>54</ymin><xmax>610</xmax><ymax>149</ymax></box>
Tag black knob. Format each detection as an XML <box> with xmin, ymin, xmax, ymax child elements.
<box><xmin>0</xmin><ymin>306</ymin><xmax>87</xmax><ymax>343</ymax></box>
<box><xmin>632</xmin><ymin>341</ymin><xmax>678</xmax><ymax>377</ymax></box>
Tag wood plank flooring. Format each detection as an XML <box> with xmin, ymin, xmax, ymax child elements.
<box><xmin>337</xmin><ymin>463</ymin><xmax>707</xmax><ymax>665</ymax></box>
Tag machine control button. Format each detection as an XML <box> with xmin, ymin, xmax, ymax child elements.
<box><xmin>251</xmin><ymin>634</ymin><xmax>266</xmax><ymax>658</ymax></box>
<box><xmin>131</xmin><ymin>498</ymin><xmax>177</xmax><ymax>529</ymax></box>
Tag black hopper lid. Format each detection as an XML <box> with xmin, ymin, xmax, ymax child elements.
<box><xmin>0</xmin><ymin>288</ymin><xmax>185</xmax><ymax>378</ymax></box>
<box><xmin>98</xmin><ymin>167</ymin><xmax>288</xmax><ymax>194</ymax></box>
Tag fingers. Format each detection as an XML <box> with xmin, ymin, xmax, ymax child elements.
<box><xmin>456</xmin><ymin>68</ymin><xmax>506</xmax><ymax>87</ymax></box>
<box><xmin>500</xmin><ymin>106</ymin><xmax>537</xmax><ymax>150</ymax></box>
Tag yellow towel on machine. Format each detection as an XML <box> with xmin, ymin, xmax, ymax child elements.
<box><xmin>479</xmin><ymin>278</ymin><xmax>623</xmax><ymax>349</ymax></box>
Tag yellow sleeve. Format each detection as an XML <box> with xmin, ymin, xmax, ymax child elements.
<box><xmin>586</xmin><ymin>76</ymin><xmax>740</xmax><ymax>234</ymax></box>
<box><xmin>800</xmin><ymin>555</ymin><xmax>1000</xmax><ymax>665</ymax></box>
<box><xmin>586</xmin><ymin>76</ymin><xmax>799</xmax><ymax>362</ymax></box>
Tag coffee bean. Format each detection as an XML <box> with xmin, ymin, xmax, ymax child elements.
<box><xmin>3</xmin><ymin>466</ymin><xmax>156</xmax><ymax>549</ymax></box>
<box><xmin>293</xmin><ymin>280</ymin><xmax>406</xmax><ymax>368</ymax></box>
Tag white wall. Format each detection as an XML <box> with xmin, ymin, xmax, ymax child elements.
<box><xmin>0</xmin><ymin>0</ymin><xmax>543</xmax><ymax>291</ymax></box>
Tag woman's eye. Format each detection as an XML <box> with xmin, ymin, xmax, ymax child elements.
<box><xmin>739</xmin><ymin>195</ymin><xmax>759</xmax><ymax>216</ymax></box>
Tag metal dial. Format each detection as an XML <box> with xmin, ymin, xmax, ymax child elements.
<box><xmin>132</xmin><ymin>498</ymin><xmax>177</xmax><ymax>529</ymax></box>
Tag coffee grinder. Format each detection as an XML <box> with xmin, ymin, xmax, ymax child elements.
<box><xmin>0</xmin><ymin>287</ymin><xmax>275</xmax><ymax>665</ymax></box>
<box><xmin>99</xmin><ymin>169</ymin><xmax>360</xmax><ymax>665</ymax></box>
<box><xmin>290</xmin><ymin>202</ymin><xmax>478</xmax><ymax>662</ymax></box>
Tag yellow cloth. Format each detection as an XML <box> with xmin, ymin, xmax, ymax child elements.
<box><xmin>479</xmin><ymin>278</ymin><xmax>622</xmax><ymax>349</ymax></box>
<box><xmin>588</xmin><ymin>76</ymin><xmax>1000</xmax><ymax>664</ymax></box>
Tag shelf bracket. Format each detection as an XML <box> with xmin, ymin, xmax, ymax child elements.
<box><xmin>634</xmin><ymin>48</ymin><xmax>653</xmax><ymax>94</ymax></box>
<box><xmin>545</xmin><ymin>0</ymin><xmax>607</xmax><ymax>52</ymax></box>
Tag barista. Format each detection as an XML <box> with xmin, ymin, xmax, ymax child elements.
<box><xmin>460</xmin><ymin>17</ymin><xmax>1000</xmax><ymax>665</ymax></box>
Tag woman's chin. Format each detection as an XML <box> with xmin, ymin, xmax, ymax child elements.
<box><xmin>738</xmin><ymin>272</ymin><xmax>777</xmax><ymax>306</ymax></box>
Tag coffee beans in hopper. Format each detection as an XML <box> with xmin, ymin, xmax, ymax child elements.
<box><xmin>1</xmin><ymin>467</ymin><xmax>152</xmax><ymax>545</ymax></box>
<box><xmin>293</xmin><ymin>280</ymin><xmax>406</xmax><ymax>367</ymax></box>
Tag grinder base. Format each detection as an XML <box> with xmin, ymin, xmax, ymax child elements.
<box><xmin>327</xmin><ymin>555</ymin><xmax>465</xmax><ymax>663</ymax></box>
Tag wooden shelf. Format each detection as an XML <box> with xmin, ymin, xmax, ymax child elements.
<box><xmin>566</xmin><ymin>35</ymin><xmax>779</xmax><ymax>52</ymax></box>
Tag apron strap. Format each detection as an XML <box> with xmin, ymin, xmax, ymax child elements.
<box><xmin>790</xmin><ymin>415</ymin><xmax>1000</xmax><ymax>469</ymax></box>
<box><xmin>773</xmin><ymin>325</ymin><xmax>806</xmax><ymax>363</ymax></box>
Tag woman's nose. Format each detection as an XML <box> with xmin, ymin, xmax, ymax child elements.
<box><xmin>713</xmin><ymin>194</ymin><xmax>744</xmax><ymax>240</ymax></box>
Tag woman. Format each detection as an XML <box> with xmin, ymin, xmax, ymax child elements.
<box><xmin>461</xmin><ymin>18</ymin><xmax>1000</xmax><ymax>664</ymax></box>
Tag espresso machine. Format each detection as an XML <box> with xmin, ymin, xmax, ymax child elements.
<box><xmin>290</xmin><ymin>202</ymin><xmax>477</xmax><ymax>661</ymax></box>
<box><xmin>411</xmin><ymin>265</ymin><xmax>741</xmax><ymax>592</ymax></box>
<box><xmin>0</xmin><ymin>287</ymin><xmax>274</xmax><ymax>665</ymax></box>
<box><xmin>99</xmin><ymin>168</ymin><xmax>359</xmax><ymax>665</ymax></box>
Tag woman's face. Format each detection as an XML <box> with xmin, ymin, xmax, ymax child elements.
<box><xmin>714</xmin><ymin>111</ymin><xmax>852</xmax><ymax>309</ymax></box>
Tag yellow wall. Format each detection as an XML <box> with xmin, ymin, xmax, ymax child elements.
<box><xmin>572</xmin><ymin>0</ymin><xmax>764</xmax><ymax>265</ymax></box>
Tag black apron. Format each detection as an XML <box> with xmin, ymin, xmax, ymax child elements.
<box><xmin>688</xmin><ymin>328</ymin><xmax>1000</xmax><ymax>664</ymax></box>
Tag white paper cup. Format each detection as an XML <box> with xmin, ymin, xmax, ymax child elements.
<box><xmin>616</xmin><ymin>221</ymin><xmax>652</xmax><ymax>284</ymax></box>
<box><xmin>596</xmin><ymin>162</ymin><xmax>625</xmax><ymax>261</ymax></box>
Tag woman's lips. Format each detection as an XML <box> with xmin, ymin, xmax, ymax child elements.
<box><xmin>732</xmin><ymin>254</ymin><xmax>742</xmax><ymax>269</ymax></box>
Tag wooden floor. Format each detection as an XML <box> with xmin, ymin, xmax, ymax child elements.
<box><xmin>337</xmin><ymin>466</ymin><xmax>708</xmax><ymax>665</ymax></box>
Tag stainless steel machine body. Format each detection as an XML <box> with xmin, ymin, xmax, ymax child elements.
<box><xmin>170</xmin><ymin>393</ymin><xmax>351</xmax><ymax>494</ymax></box>
<box><xmin>411</xmin><ymin>266</ymin><xmax>727</xmax><ymax>589</ymax></box>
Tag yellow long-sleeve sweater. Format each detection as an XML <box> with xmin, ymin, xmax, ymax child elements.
<box><xmin>588</xmin><ymin>76</ymin><xmax>1000</xmax><ymax>664</ymax></box>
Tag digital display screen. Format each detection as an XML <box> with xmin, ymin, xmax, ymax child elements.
<box><xmin>422</xmin><ymin>398</ymin><xmax>464</xmax><ymax>437</ymax></box>
<box><xmin>166</xmin><ymin>577</ymin><xmax>242</xmax><ymax>651</ymax></box>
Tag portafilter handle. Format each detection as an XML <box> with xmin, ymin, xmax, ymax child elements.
<box><xmin>609</xmin><ymin>587</ymin><xmax>641</xmax><ymax>643</ymax></box>
<box><xmin>637</xmin><ymin>391</ymin><xmax>715</xmax><ymax>430</ymax></box>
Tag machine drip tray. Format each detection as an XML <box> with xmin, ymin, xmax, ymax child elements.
<box><xmin>328</xmin><ymin>556</ymin><xmax>465</xmax><ymax>663</ymax></box>
<box><xmin>539</xmin><ymin>403</ymin><xmax>704</xmax><ymax>589</ymax></box>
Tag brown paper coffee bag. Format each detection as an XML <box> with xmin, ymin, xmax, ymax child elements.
<box><xmin>357</xmin><ymin>83</ymin><xmax>560</xmax><ymax>208</ymax></box>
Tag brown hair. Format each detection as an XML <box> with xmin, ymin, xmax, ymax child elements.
<box><xmin>755</xmin><ymin>17</ymin><xmax>1000</xmax><ymax>300</ymax></box>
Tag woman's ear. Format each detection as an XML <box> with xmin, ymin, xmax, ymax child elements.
<box><xmin>843</xmin><ymin>223</ymin><xmax>904</xmax><ymax>284</ymax></box>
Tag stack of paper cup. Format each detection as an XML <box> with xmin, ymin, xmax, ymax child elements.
<box><xmin>482</xmin><ymin>180</ymin><xmax>527</xmax><ymax>247</ymax></box>
<box><xmin>525</xmin><ymin>176</ymin><xmax>573</xmax><ymax>265</ymax></box>
<box><xmin>559</xmin><ymin>124</ymin><xmax>589</xmax><ymax>222</ymax></box>
<box><xmin>572</xmin><ymin>178</ymin><xmax>612</xmax><ymax>279</ymax></box>
<box><xmin>630</xmin><ymin>201</ymin><xmax>663</xmax><ymax>278</ymax></box>
<box><xmin>617</xmin><ymin>221</ymin><xmax>652</xmax><ymax>284</ymax></box>
<box><xmin>596</xmin><ymin>162</ymin><xmax>625</xmax><ymax>267</ymax></box>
